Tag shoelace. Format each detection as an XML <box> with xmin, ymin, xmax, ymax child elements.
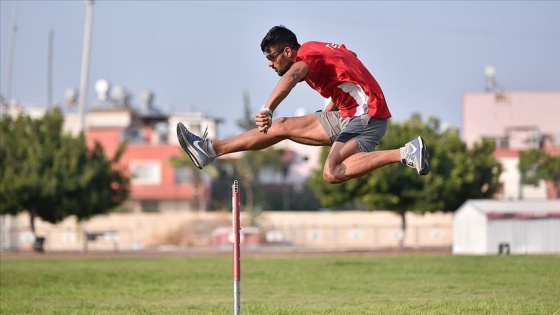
<box><xmin>201</xmin><ymin>126</ymin><xmax>211</xmax><ymax>146</ymax></box>
<box><xmin>199</xmin><ymin>126</ymin><xmax>214</xmax><ymax>155</ymax></box>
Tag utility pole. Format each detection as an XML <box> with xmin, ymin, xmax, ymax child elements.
<box><xmin>4</xmin><ymin>5</ymin><xmax>19</xmax><ymax>105</ymax></box>
<box><xmin>78</xmin><ymin>0</ymin><xmax>94</xmax><ymax>132</ymax></box>
<box><xmin>47</xmin><ymin>30</ymin><xmax>54</xmax><ymax>109</ymax></box>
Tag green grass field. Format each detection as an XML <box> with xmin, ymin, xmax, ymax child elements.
<box><xmin>1</xmin><ymin>253</ymin><xmax>559</xmax><ymax>314</ymax></box>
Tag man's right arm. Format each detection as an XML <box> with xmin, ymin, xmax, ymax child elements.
<box><xmin>263</xmin><ymin>60</ymin><xmax>309</xmax><ymax>113</ymax></box>
<box><xmin>257</xmin><ymin>60</ymin><xmax>309</xmax><ymax>133</ymax></box>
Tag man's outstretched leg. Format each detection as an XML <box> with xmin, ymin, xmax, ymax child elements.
<box><xmin>177</xmin><ymin>113</ymin><xmax>330</xmax><ymax>169</ymax></box>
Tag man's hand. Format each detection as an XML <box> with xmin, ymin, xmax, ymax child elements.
<box><xmin>256</xmin><ymin>108</ymin><xmax>273</xmax><ymax>133</ymax></box>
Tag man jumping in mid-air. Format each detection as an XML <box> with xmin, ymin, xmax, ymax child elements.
<box><xmin>177</xmin><ymin>25</ymin><xmax>429</xmax><ymax>183</ymax></box>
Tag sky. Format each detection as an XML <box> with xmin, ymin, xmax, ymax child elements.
<box><xmin>1</xmin><ymin>1</ymin><xmax>559</xmax><ymax>138</ymax></box>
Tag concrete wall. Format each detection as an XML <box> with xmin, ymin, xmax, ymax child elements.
<box><xmin>1</xmin><ymin>211</ymin><xmax>453</xmax><ymax>253</ymax></box>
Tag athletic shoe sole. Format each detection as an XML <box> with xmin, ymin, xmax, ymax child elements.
<box><xmin>417</xmin><ymin>136</ymin><xmax>430</xmax><ymax>175</ymax></box>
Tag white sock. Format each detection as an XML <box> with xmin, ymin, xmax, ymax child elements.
<box><xmin>400</xmin><ymin>146</ymin><xmax>407</xmax><ymax>164</ymax></box>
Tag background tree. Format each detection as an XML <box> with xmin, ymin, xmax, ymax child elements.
<box><xmin>69</xmin><ymin>141</ymin><xmax>130</xmax><ymax>221</ymax></box>
<box><xmin>204</xmin><ymin>90</ymin><xmax>319</xmax><ymax>213</ymax></box>
<box><xmin>519</xmin><ymin>149</ymin><xmax>560</xmax><ymax>198</ymax></box>
<box><xmin>186</xmin><ymin>91</ymin><xmax>288</xmax><ymax>215</ymax></box>
<box><xmin>169</xmin><ymin>155</ymin><xmax>218</xmax><ymax>211</ymax></box>
<box><xmin>232</xmin><ymin>91</ymin><xmax>285</xmax><ymax>213</ymax></box>
<box><xmin>0</xmin><ymin>108</ymin><xmax>130</xmax><ymax>244</ymax></box>
<box><xmin>308</xmin><ymin>114</ymin><xmax>502</xmax><ymax>246</ymax></box>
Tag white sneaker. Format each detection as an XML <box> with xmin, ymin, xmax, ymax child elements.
<box><xmin>402</xmin><ymin>136</ymin><xmax>430</xmax><ymax>175</ymax></box>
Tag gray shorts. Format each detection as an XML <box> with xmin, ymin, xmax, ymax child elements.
<box><xmin>315</xmin><ymin>111</ymin><xmax>388</xmax><ymax>152</ymax></box>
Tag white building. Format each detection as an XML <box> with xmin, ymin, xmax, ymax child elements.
<box><xmin>453</xmin><ymin>200</ymin><xmax>560</xmax><ymax>255</ymax></box>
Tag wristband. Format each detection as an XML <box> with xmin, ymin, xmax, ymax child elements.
<box><xmin>261</xmin><ymin>107</ymin><xmax>273</xmax><ymax>117</ymax></box>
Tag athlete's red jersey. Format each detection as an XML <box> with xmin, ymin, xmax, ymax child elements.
<box><xmin>296</xmin><ymin>41</ymin><xmax>391</xmax><ymax>119</ymax></box>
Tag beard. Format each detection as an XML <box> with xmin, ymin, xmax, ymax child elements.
<box><xmin>275</xmin><ymin>64</ymin><xmax>289</xmax><ymax>76</ymax></box>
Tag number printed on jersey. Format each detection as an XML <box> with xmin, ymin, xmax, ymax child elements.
<box><xmin>325</xmin><ymin>43</ymin><xmax>341</xmax><ymax>50</ymax></box>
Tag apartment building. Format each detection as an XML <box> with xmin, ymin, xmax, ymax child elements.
<box><xmin>462</xmin><ymin>91</ymin><xmax>560</xmax><ymax>200</ymax></box>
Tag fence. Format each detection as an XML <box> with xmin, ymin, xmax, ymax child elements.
<box><xmin>1</xmin><ymin>226</ymin><xmax>134</xmax><ymax>253</ymax></box>
<box><xmin>1</xmin><ymin>211</ymin><xmax>453</xmax><ymax>252</ymax></box>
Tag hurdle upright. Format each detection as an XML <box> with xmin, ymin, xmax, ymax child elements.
<box><xmin>232</xmin><ymin>180</ymin><xmax>241</xmax><ymax>315</ymax></box>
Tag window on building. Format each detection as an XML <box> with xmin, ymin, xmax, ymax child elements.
<box><xmin>131</xmin><ymin>161</ymin><xmax>161</xmax><ymax>185</ymax></box>
<box><xmin>154</xmin><ymin>122</ymin><xmax>169</xmax><ymax>144</ymax></box>
<box><xmin>121</xmin><ymin>127</ymin><xmax>144</xmax><ymax>143</ymax></box>
<box><xmin>140</xmin><ymin>200</ymin><xmax>159</xmax><ymax>212</ymax></box>
<box><xmin>496</xmin><ymin>137</ymin><xmax>509</xmax><ymax>149</ymax></box>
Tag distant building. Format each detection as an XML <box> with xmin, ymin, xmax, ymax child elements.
<box><xmin>462</xmin><ymin>91</ymin><xmax>560</xmax><ymax>200</ymax></box>
<box><xmin>1</xmin><ymin>101</ymin><xmax>48</xmax><ymax>120</ymax></box>
<box><xmin>2</xmin><ymin>84</ymin><xmax>320</xmax><ymax>213</ymax></box>
<box><xmin>2</xmin><ymin>86</ymin><xmax>222</xmax><ymax>213</ymax></box>
<box><xmin>76</xmin><ymin>88</ymin><xmax>223</xmax><ymax>213</ymax></box>
<box><xmin>453</xmin><ymin>200</ymin><xmax>560</xmax><ymax>255</ymax></box>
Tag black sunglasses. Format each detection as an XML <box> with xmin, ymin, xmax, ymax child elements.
<box><xmin>265</xmin><ymin>49</ymin><xmax>284</xmax><ymax>61</ymax></box>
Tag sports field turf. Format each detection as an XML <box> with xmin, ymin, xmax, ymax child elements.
<box><xmin>1</xmin><ymin>253</ymin><xmax>559</xmax><ymax>314</ymax></box>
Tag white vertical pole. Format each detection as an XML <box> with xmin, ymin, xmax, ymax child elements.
<box><xmin>78</xmin><ymin>0</ymin><xmax>94</xmax><ymax>132</ymax></box>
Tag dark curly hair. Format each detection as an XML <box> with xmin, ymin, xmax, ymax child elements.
<box><xmin>260</xmin><ymin>25</ymin><xmax>301</xmax><ymax>53</ymax></box>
